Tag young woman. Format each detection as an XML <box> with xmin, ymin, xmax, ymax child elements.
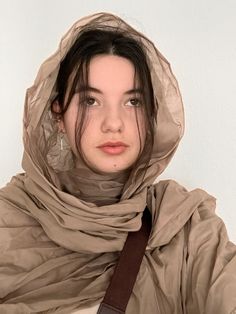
<box><xmin>0</xmin><ymin>12</ymin><xmax>235</xmax><ymax>314</ymax></box>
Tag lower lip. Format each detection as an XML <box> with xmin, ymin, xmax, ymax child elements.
<box><xmin>98</xmin><ymin>145</ymin><xmax>127</xmax><ymax>155</ymax></box>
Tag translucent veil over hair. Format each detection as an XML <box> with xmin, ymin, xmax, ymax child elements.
<box><xmin>3</xmin><ymin>13</ymin><xmax>234</xmax><ymax>314</ymax></box>
<box><xmin>22</xmin><ymin>12</ymin><xmax>184</xmax><ymax>200</ymax></box>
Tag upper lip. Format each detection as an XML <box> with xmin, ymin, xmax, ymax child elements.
<box><xmin>97</xmin><ymin>141</ymin><xmax>129</xmax><ymax>148</ymax></box>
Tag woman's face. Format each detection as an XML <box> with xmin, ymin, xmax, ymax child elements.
<box><xmin>62</xmin><ymin>54</ymin><xmax>146</xmax><ymax>173</ymax></box>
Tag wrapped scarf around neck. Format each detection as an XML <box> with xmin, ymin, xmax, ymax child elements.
<box><xmin>20</xmin><ymin>149</ymin><xmax>147</xmax><ymax>254</ymax></box>
<box><xmin>0</xmin><ymin>12</ymin><xmax>191</xmax><ymax>314</ymax></box>
<box><xmin>57</xmin><ymin>156</ymin><xmax>131</xmax><ymax>206</ymax></box>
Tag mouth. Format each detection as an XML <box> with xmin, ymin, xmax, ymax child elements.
<box><xmin>97</xmin><ymin>142</ymin><xmax>129</xmax><ymax>155</ymax></box>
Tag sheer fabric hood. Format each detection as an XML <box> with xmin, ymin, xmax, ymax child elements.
<box><xmin>22</xmin><ymin>12</ymin><xmax>184</xmax><ymax>199</ymax></box>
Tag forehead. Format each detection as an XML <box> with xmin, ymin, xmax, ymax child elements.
<box><xmin>88</xmin><ymin>54</ymin><xmax>137</xmax><ymax>91</ymax></box>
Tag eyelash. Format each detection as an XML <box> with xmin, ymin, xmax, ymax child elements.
<box><xmin>83</xmin><ymin>96</ymin><xmax>142</xmax><ymax>107</ymax></box>
<box><xmin>77</xmin><ymin>96</ymin><xmax>97</xmax><ymax>107</ymax></box>
<box><xmin>85</xmin><ymin>97</ymin><xmax>97</xmax><ymax>106</ymax></box>
<box><xmin>128</xmin><ymin>98</ymin><xmax>142</xmax><ymax>107</ymax></box>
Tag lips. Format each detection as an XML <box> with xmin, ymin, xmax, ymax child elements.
<box><xmin>97</xmin><ymin>142</ymin><xmax>129</xmax><ymax>155</ymax></box>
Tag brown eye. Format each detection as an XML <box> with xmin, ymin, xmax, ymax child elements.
<box><xmin>128</xmin><ymin>98</ymin><xmax>141</xmax><ymax>107</ymax></box>
<box><xmin>86</xmin><ymin>97</ymin><xmax>96</xmax><ymax>106</ymax></box>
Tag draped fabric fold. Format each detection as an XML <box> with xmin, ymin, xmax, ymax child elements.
<box><xmin>0</xmin><ymin>12</ymin><xmax>236</xmax><ymax>314</ymax></box>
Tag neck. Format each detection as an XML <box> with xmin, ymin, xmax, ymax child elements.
<box><xmin>57</xmin><ymin>161</ymin><xmax>130</xmax><ymax>206</ymax></box>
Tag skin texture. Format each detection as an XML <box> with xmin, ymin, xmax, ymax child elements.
<box><xmin>55</xmin><ymin>54</ymin><xmax>146</xmax><ymax>174</ymax></box>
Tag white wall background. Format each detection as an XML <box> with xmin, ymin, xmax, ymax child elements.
<box><xmin>0</xmin><ymin>0</ymin><xmax>235</xmax><ymax>242</ymax></box>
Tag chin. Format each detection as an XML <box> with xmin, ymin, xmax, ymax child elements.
<box><xmin>85</xmin><ymin>155</ymin><xmax>136</xmax><ymax>174</ymax></box>
<box><xmin>91</xmin><ymin>162</ymin><xmax>130</xmax><ymax>174</ymax></box>
<box><xmin>100</xmin><ymin>163</ymin><xmax>133</xmax><ymax>174</ymax></box>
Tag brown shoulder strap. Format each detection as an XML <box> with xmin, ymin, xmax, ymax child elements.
<box><xmin>98</xmin><ymin>206</ymin><xmax>152</xmax><ymax>314</ymax></box>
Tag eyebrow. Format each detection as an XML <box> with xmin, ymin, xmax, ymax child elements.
<box><xmin>77</xmin><ymin>86</ymin><xmax>143</xmax><ymax>95</ymax></box>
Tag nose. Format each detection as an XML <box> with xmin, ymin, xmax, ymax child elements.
<box><xmin>101</xmin><ymin>106</ymin><xmax>124</xmax><ymax>133</ymax></box>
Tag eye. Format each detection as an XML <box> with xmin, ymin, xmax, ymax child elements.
<box><xmin>127</xmin><ymin>98</ymin><xmax>142</xmax><ymax>107</ymax></box>
<box><xmin>85</xmin><ymin>97</ymin><xmax>97</xmax><ymax>106</ymax></box>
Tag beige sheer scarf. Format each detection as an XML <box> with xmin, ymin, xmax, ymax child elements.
<box><xmin>0</xmin><ymin>12</ymin><xmax>186</xmax><ymax>313</ymax></box>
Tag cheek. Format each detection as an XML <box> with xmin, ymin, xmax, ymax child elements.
<box><xmin>80</xmin><ymin>121</ymin><xmax>94</xmax><ymax>151</ymax></box>
<box><xmin>136</xmin><ymin>114</ymin><xmax>147</xmax><ymax>148</ymax></box>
